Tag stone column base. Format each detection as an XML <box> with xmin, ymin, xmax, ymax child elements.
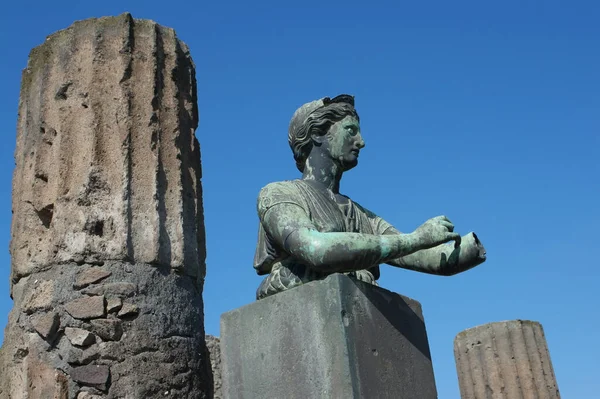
<box><xmin>1</xmin><ymin>261</ymin><xmax>211</xmax><ymax>398</ymax></box>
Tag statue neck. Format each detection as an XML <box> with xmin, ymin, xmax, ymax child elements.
<box><xmin>301</xmin><ymin>154</ymin><xmax>342</xmax><ymax>194</ymax></box>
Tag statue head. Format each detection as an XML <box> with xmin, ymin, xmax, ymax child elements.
<box><xmin>288</xmin><ymin>94</ymin><xmax>362</xmax><ymax>173</ymax></box>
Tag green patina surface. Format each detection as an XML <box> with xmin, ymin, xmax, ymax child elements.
<box><xmin>253</xmin><ymin>94</ymin><xmax>487</xmax><ymax>300</ymax></box>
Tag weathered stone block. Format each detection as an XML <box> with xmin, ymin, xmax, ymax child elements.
<box><xmin>117</xmin><ymin>302</ymin><xmax>139</xmax><ymax>318</ymax></box>
<box><xmin>64</xmin><ymin>296</ymin><xmax>106</xmax><ymax>320</ymax></box>
<box><xmin>31</xmin><ymin>312</ymin><xmax>60</xmax><ymax>340</ymax></box>
<box><xmin>22</xmin><ymin>280</ymin><xmax>54</xmax><ymax>314</ymax></box>
<box><xmin>62</xmin><ymin>339</ymin><xmax>100</xmax><ymax>366</ymax></box>
<box><xmin>90</xmin><ymin>319</ymin><xmax>123</xmax><ymax>341</ymax></box>
<box><xmin>70</xmin><ymin>364</ymin><xmax>110</xmax><ymax>391</ymax></box>
<box><xmin>82</xmin><ymin>282</ymin><xmax>137</xmax><ymax>297</ymax></box>
<box><xmin>221</xmin><ymin>274</ymin><xmax>437</xmax><ymax>399</ymax></box>
<box><xmin>106</xmin><ymin>297</ymin><xmax>122</xmax><ymax>313</ymax></box>
<box><xmin>65</xmin><ymin>327</ymin><xmax>96</xmax><ymax>347</ymax></box>
<box><xmin>74</xmin><ymin>267</ymin><xmax>112</xmax><ymax>289</ymax></box>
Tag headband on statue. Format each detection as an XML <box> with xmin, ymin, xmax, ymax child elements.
<box><xmin>321</xmin><ymin>94</ymin><xmax>355</xmax><ymax>108</ymax></box>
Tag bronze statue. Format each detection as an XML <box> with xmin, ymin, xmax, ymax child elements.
<box><xmin>254</xmin><ymin>95</ymin><xmax>486</xmax><ymax>299</ymax></box>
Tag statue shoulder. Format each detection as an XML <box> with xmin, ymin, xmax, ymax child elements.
<box><xmin>257</xmin><ymin>180</ymin><xmax>304</xmax><ymax>219</ymax></box>
<box><xmin>352</xmin><ymin>200</ymin><xmax>396</xmax><ymax>235</ymax></box>
<box><xmin>258</xmin><ymin>180</ymin><xmax>299</xmax><ymax>198</ymax></box>
<box><xmin>352</xmin><ymin>200</ymin><xmax>378</xmax><ymax>219</ymax></box>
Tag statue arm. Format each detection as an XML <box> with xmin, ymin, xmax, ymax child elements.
<box><xmin>261</xmin><ymin>203</ymin><xmax>454</xmax><ymax>274</ymax></box>
<box><xmin>383</xmin><ymin>226</ymin><xmax>487</xmax><ymax>276</ymax></box>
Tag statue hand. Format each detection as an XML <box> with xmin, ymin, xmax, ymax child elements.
<box><xmin>414</xmin><ymin>216</ymin><xmax>461</xmax><ymax>249</ymax></box>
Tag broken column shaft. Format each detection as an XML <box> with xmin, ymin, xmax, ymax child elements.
<box><xmin>454</xmin><ymin>320</ymin><xmax>560</xmax><ymax>399</ymax></box>
<box><xmin>1</xmin><ymin>13</ymin><xmax>211</xmax><ymax>398</ymax></box>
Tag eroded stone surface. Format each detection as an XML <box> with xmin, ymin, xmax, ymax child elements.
<box><xmin>206</xmin><ymin>335</ymin><xmax>222</xmax><ymax>399</ymax></box>
<box><xmin>27</xmin><ymin>355</ymin><xmax>69</xmax><ymax>399</ymax></box>
<box><xmin>1</xmin><ymin>342</ymin><xmax>70</xmax><ymax>399</ymax></box>
<box><xmin>9</xmin><ymin>14</ymin><xmax>205</xmax><ymax>283</ymax></box>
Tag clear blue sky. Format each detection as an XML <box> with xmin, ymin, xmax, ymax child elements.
<box><xmin>1</xmin><ymin>1</ymin><xmax>598</xmax><ymax>397</ymax></box>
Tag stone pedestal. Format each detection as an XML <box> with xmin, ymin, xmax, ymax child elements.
<box><xmin>1</xmin><ymin>14</ymin><xmax>211</xmax><ymax>398</ymax></box>
<box><xmin>454</xmin><ymin>320</ymin><xmax>560</xmax><ymax>399</ymax></box>
<box><xmin>220</xmin><ymin>274</ymin><xmax>437</xmax><ymax>399</ymax></box>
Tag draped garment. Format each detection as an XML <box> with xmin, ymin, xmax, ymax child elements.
<box><xmin>253</xmin><ymin>179</ymin><xmax>393</xmax><ymax>299</ymax></box>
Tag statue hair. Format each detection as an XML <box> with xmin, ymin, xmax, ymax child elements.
<box><xmin>288</xmin><ymin>102</ymin><xmax>359</xmax><ymax>172</ymax></box>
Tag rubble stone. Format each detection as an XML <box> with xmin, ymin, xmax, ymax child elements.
<box><xmin>65</xmin><ymin>327</ymin><xmax>96</xmax><ymax>347</ymax></box>
<box><xmin>31</xmin><ymin>312</ymin><xmax>60</xmax><ymax>340</ymax></box>
<box><xmin>74</xmin><ymin>268</ymin><xmax>112</xmax><ymax>289</ymax></box>
<box><xmin>64</xmin><ymin>296</ymin><xmax>106</xmax><ymax>320</ymax></box>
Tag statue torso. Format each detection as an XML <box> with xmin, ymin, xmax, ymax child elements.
<box><xmin>254</xmin><ymin>179</ymin><xmax>391</xmax><ymax>299</ymax></box>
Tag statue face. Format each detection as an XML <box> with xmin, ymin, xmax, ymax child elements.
<box><xmin>324</xmin><ymin>115</ymin><xmax>365</xmax><ymax>171</ymax></box>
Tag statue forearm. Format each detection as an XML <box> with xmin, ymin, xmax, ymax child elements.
<box><xmin>285</xmin><ymin>228</ymin><xmax>424</xmax><ymax>273</ymax></box>
<box><xmin>261</xmin><ymin>202</ymin><xmax>481</xmax><ymax>276</ymax></box>
<box><xmin>387</xmin><ymin>232</ymin><xmax>486</xmax><ymax>276</ymax></box>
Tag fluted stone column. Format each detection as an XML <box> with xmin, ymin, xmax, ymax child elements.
<box><xmin>454</xmin><ymin>320</ymin><xmax>560</xmax><ymax>399</ymax></box>
<box><xmin>0</xmin><ymin>14</ymin><xmax>211</xmax><ymax>398</ymax></box>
